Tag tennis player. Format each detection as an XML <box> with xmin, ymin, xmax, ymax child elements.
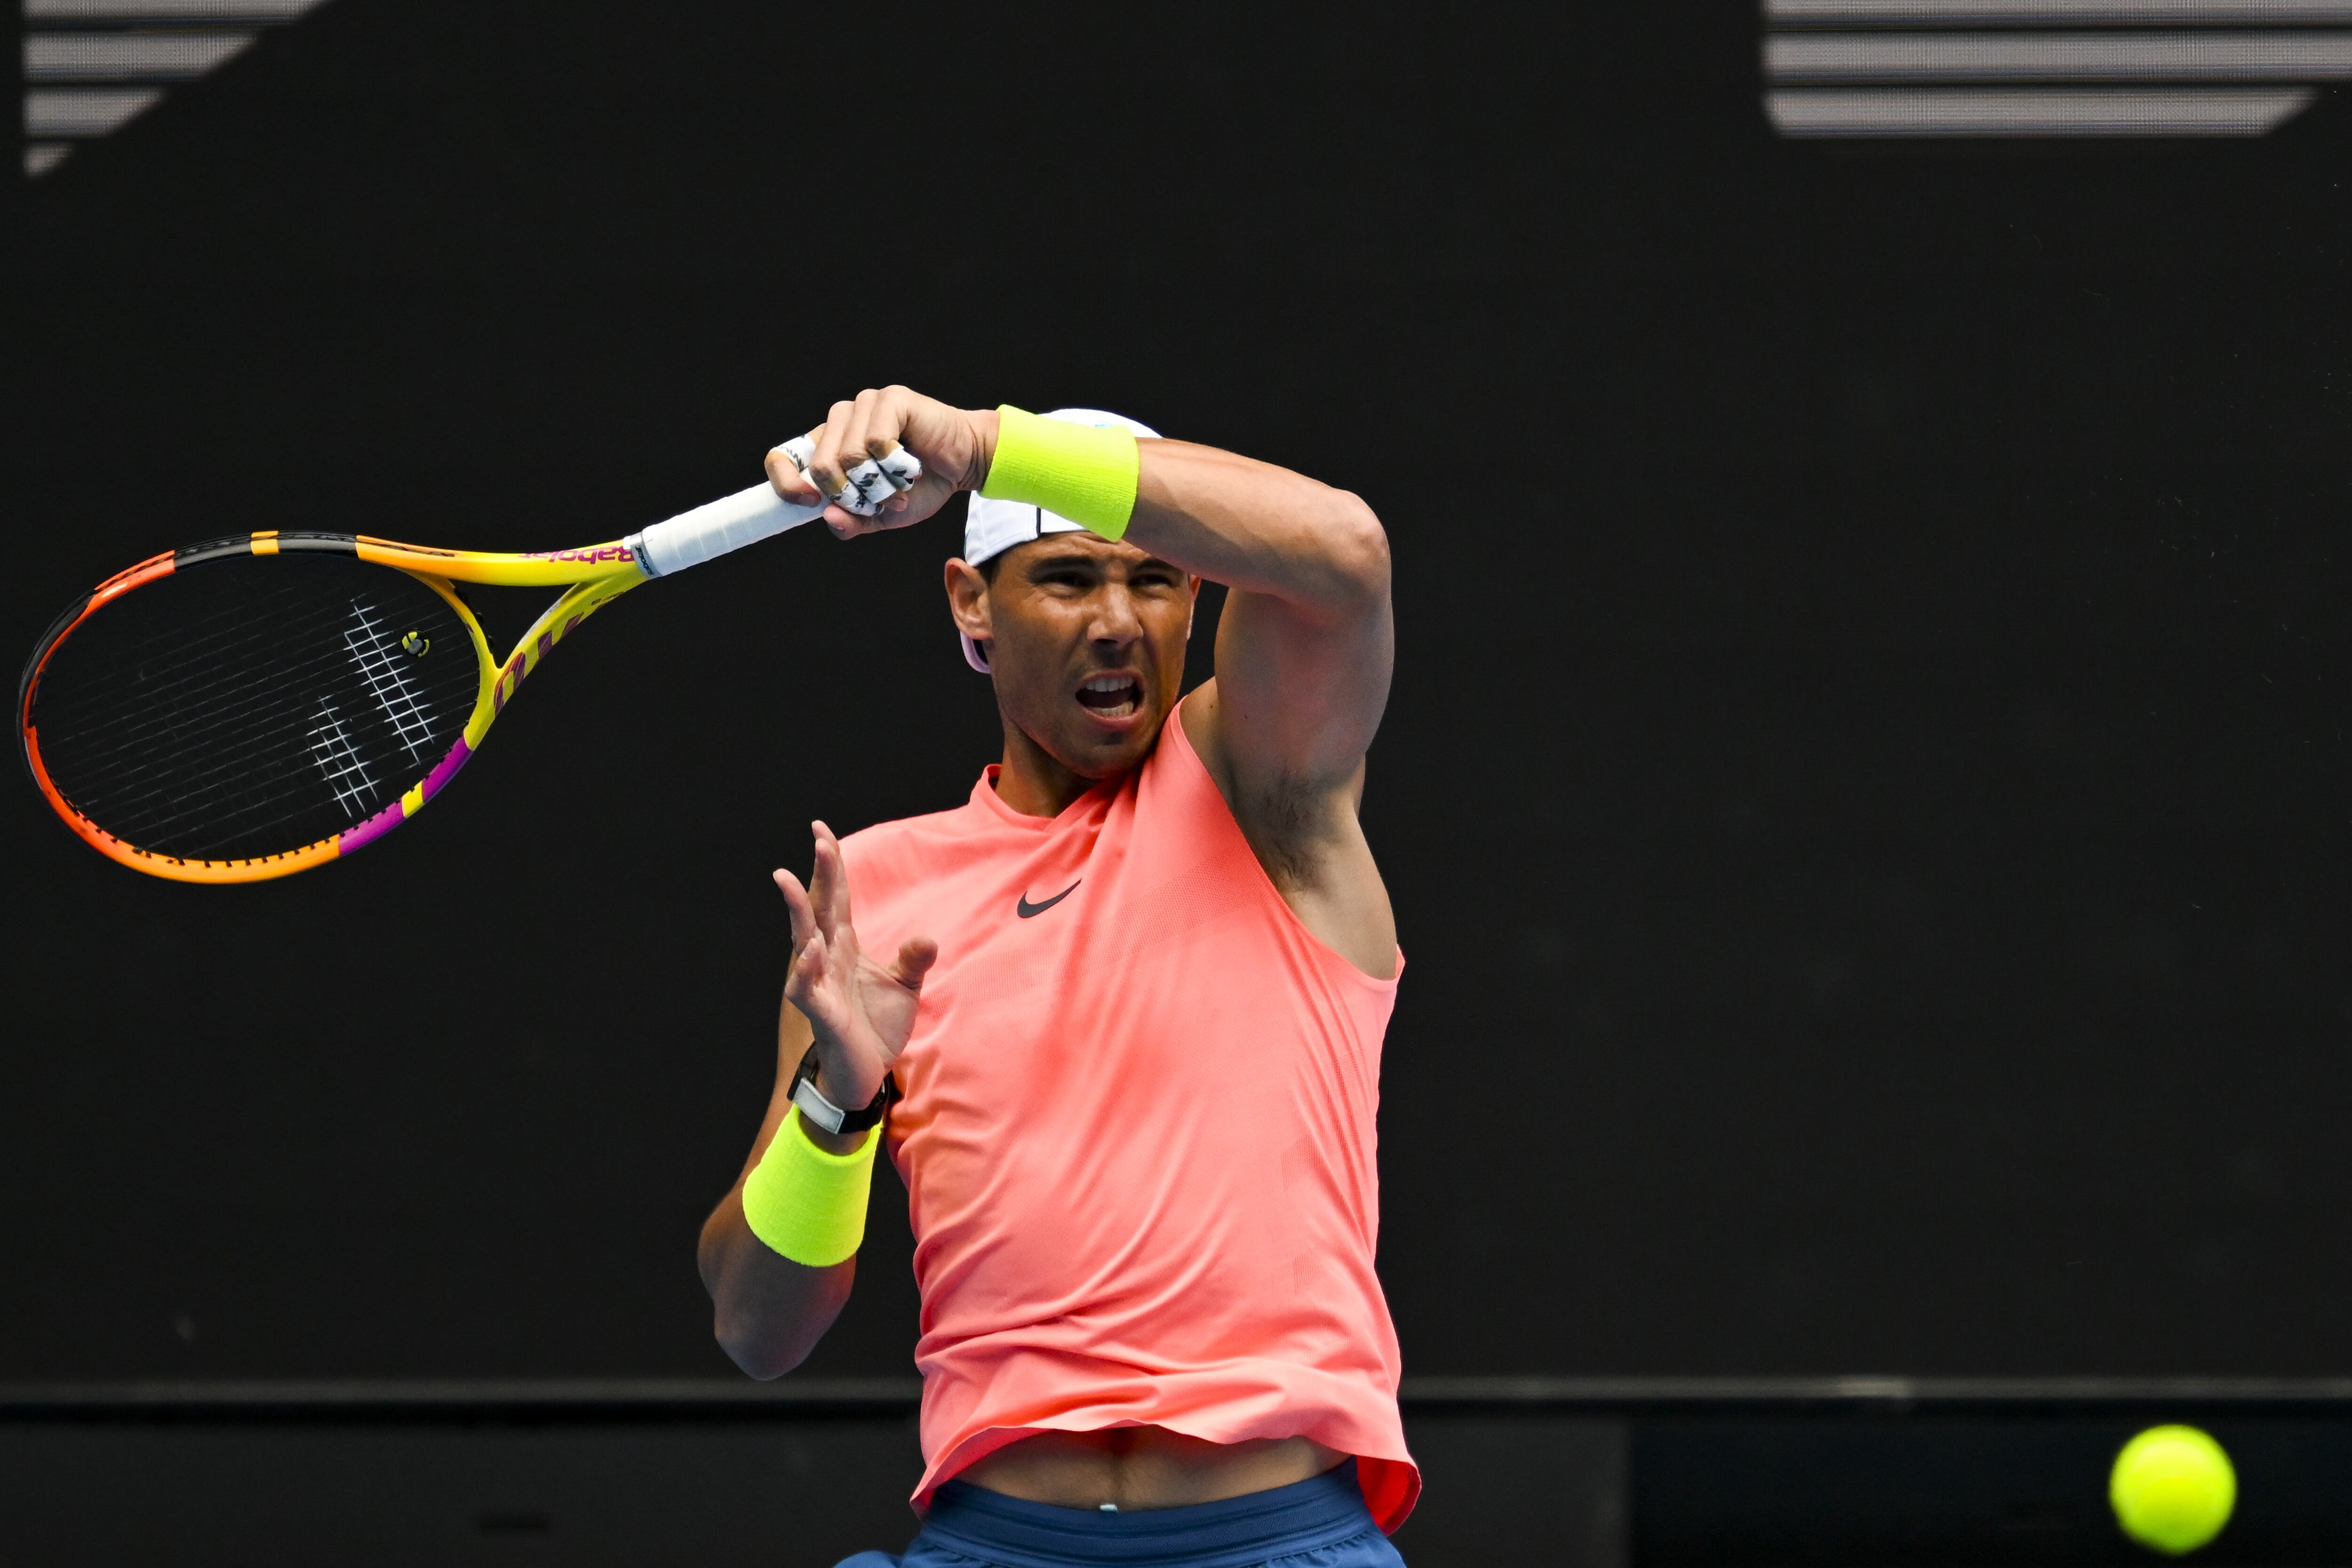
<box><xmin>696</xmin><ymin>389</ymin><xmax>1409</xmax><ymax>1568</ymax></box>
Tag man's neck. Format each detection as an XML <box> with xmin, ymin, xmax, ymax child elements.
<box><xmin>993</xmin><ymin>719</ymin><xmax>1105</xmax><ymax>819</ymax></box>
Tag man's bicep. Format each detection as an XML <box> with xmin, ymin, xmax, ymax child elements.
<box><xmin>1206</xmin><ymin>583</ymin><xmax>1395</xmax><ymax>790</ymax></box>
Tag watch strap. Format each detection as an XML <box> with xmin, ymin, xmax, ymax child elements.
<box><xmin>789</xmin><ymin>1045</ymin><xmax>897</xmax><ymax>1135</ymax></box>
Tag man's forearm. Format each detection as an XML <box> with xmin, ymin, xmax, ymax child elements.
<box><xmin>1126</xmin><ymin>440</ymin><xmax>1389</xmax><ymax>619</ymax></box>
<box><xmin>699</xmin><ymin>993</ymin><xmax>868</xmax><ymax>1379</ymax></box>
<box><xmin>697</xmin><ymin>1177</ymin><xmax>855</xmax><ymax>1378</ymax></box>
<box><xmin>965</xmin><ymin>409</ymin><xmax>1388</xmax><ymax>617</ymax></box>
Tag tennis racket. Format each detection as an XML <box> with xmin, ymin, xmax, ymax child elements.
<box><xmin>18</xmin><ymin>438</ymin><xmax>920</xmax><ymax>883</ymax></box>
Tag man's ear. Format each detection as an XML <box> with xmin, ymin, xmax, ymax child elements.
<box><xmin>945</xmin><ymin>557</ymin><xmax>993</xmax><ymax>643</ymax></box>
<box><xmin>1185</xmin><ymin>574</ymin><xmax>1202</xmax><ymax>641</ymax></box>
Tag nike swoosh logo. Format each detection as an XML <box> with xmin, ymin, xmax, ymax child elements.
<box><xmin>1016</xmin><ymin>880</ymin><xmax>1081</xmax><ymax>919</ymax></box>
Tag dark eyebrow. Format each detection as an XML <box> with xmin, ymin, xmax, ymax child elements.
<box><xmin>1025</xmin><ymin>550</ymin><xmax>1105</xmax><ymax>575</ymax></box>
<box><xmin>1021</xmin><ymin>550</ymin><xmax>1184</xmax><ymax>579</ymax></box>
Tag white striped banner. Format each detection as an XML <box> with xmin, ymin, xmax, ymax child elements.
<box><xmin>20</xmin><ymin>0</ymin><xmax>331</xmax><ymax>178</ymax></box>
<box><xmin>1763</xmin><ymin>0</ymin><xmax>2345</xmax><ymax>136</ymax></box>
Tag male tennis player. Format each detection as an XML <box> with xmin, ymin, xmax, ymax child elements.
<box><xmin>696</xmin><ymin>389</ymin><xmax>1407</xmax><ymax>1568</ymax></box>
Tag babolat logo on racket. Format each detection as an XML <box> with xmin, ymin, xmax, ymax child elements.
<box><xmin>524</xmin><ymin>545</ymin><xmax>637</xmax><ymax>564</ymax></box>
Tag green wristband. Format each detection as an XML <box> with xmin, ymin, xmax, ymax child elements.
<box><xmin>740</xmin><ymin>1106</ymin><xmax>879</xmax><ymax>1267</ymax></box>
<box><xmin>981</xmin><ymin>405</ymin><xmax>1142</xmax><ymax>541</ymax></box>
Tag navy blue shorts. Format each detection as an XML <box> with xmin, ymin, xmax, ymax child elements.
<box><xmin>835</xmin><ymin>1464</ymin><xmax>1406</xmax><ymax>1568</ymax></box>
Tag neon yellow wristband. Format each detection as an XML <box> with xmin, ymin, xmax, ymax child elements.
<box><xmin>739</xmin><ymin>1106</ymin><xmax>879</xmax><ymax>1267</ymax></box>
<box><xmin>981</xmin><ymin>406</ymin><xmax>1142</xmax><ymax>542</ymax></box>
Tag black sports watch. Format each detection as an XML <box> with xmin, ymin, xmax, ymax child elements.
<box><xmin>789</xmin><ymin>1044</ymin><xmax>898</xmax><ymax>1135</ymax></box>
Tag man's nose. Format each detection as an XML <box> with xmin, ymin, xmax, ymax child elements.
<box><xmin>1089</xmin><ymin>587</ymin><xmax>1145</xmax><ymax>646</ymax></box>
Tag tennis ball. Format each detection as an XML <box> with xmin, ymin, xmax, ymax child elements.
<box><xmin>2110</xmin><ymin>1425</ymin><xmax>2236</xmax><ymax>1555</ymax></box>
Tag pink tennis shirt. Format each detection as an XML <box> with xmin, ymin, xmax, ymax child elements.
<box><xmin>837</xmin><ymin>701</ymin><xmax>1417</xmax><ymax>1532</ymax></box>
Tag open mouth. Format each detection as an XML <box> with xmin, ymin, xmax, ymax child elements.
<box><xmin>1075</xmin><ymin>673</ymin><xmax>1143</xmax><ymax>719</ymax></box>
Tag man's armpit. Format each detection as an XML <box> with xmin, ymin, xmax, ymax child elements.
<box><xmin>1237</xmin><ymin>771</ymin><xmax>1345</xmax><ymax>895</ymax></box>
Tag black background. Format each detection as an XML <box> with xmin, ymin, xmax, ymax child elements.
<box><xmin>3</xmin><ymin>1</ymin><xmax>2348</xmax><ymax>1386</ymax></box>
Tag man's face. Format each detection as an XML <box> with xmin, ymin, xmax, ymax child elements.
<box><xmin>948</xmin><ymin>536</ymin><xmax>1198</xmax><ymax>780</ymax></box>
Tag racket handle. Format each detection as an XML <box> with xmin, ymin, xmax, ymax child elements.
<box><xmin>628</xmin><ymin>484</ymin><xmax>823</xmax><ymax>579</ymax></box>
<box><xmin>628</xmin><ymin>442</ymin><xmax>923</xmax><ymax>578</ymax></box>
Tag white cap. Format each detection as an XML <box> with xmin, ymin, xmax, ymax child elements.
<box><xmin>960</xmin><ymin>407</ymin><xmax>1159</xmax><ymax>673</ymax></box>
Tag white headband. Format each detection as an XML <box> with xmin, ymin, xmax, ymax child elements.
<box><xmin>960</xmin><ymin>407</ymin><xmax>1160</xmax><ymax>673</ymax></box>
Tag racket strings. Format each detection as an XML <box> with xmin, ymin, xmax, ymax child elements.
<box><xmin>31</xmin><ymin>559</ymin><xmax>484</xmax><ymax>861</ymax></box>
<box><xmin>50</xmin><ymin>597</ymin><xmax>469</xmax><ymax>856</ymax></box>
<box><xmin>37</xmin><ymin>584</ymin><xmax>348</xmax><ymax>706</ymax></box>
<box><xmin>48</xmin><ymin>600</ymin><xmax>408</xmax><ymax>824</ymax></box>
<box><xmin>39</xmin><ymin>594</ymin><xmax>394</xmax><ymax>759</ymax></box>
<box><xmin>48</xmin><ymin>609</ymin><xmax>404</xmax><ymax>852</ymax></box>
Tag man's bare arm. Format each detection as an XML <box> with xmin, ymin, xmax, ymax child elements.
<box><xmin>699</xmin><ymin>824</ymin><xmax>929</xmax><ymax>1378</ymax></box>
<box><xmin>695</xmin><ymin>995</ymin><xmax>863</xmax><ymax>1378</ymax></box>
<box><xmin>1122</xmin><ymin>439</ymin><xmax>1393</xmax><ymax>782</ymax></box>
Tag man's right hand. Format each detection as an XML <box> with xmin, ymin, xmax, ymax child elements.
<box><xmin>772</xmin><ymin>820</ymin><xmax>937</xmax><ymax>1116</ymax></box>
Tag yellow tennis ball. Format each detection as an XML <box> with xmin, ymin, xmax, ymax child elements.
<box><xmin>2110</xmin><ymin>1425</ymin><xmax>2236</xmax><ymax>1555</ymax></box>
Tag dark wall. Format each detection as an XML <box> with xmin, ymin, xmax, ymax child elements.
<box><xmin>0</xmin><ymin>1405</ymin><xmax>1628</xmax><ymax>1568</ymax></box>
<box><xmin>3</xmin><ymin>1</ymin><xmax>2347</xmax><ymax>1383</ymax></box>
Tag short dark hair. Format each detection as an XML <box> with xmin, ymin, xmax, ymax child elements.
<box><xmin>976</xmin><ymin>552</ymin><xmax>1005</xmax><ymax>584</ymax></box>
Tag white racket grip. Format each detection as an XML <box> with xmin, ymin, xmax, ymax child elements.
<box><xmin>627</xmin><ymin>444</ymin><xmax>923</xmax><ymax>578</ymax></box>
<box><xmin>627</xmin><ymin>484</ymin><xmax>824</xmax><ymax>578</ymax></box>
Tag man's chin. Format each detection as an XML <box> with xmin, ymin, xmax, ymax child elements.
<box><xmin>1044</xmin><ymin>714</ymin><xmax>1162</xmax><ymax>780</ymax></box>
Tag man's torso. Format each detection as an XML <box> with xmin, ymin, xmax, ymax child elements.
<box><xmin>839</xmin><ymin>706</ymin><xmax>1417</xmax><ymax>1530</ymax></box>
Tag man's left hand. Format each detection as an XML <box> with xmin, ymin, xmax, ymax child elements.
<box><xmin>767</xmin><ymin>386</ymin><xmax>1000</xmax><ymax>541</ymax></box>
